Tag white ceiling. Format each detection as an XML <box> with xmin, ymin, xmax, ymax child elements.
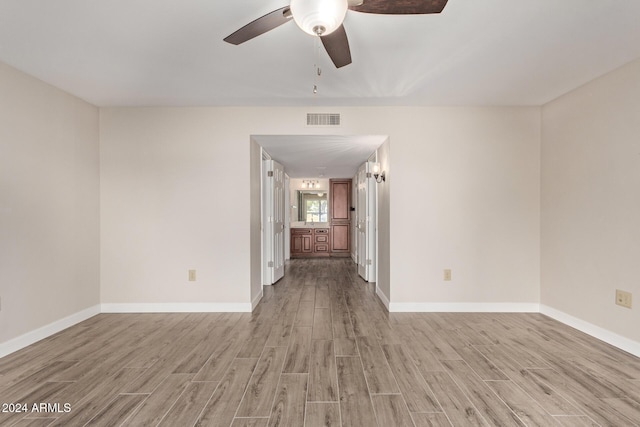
<box><xmin>2</xmin><ymin>0</ymin><xmax>640</xmax><ymax>179</ymax></box>
<box><xmin>255</xmin><ymin>135</ymin><xmax>386</xmax><ymax>178</ymax></box>
<box><xmin>1</xmin><ymin>0</ymin><xmax>640</xmax><ymax>108</ymax></box>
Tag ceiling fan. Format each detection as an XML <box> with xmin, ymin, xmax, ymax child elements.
<box><xmin>224</xmin><ymin>0</ymin><xmax>449</xmax><ymax>69</ymax></box>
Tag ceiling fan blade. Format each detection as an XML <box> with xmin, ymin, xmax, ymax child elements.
<box><xmin>321</xmin><ymin>25</ymin><xmax>352</xmax><ymax>68</ymax></box>
<box><xmin>224</xmin><ymin>6</ymin><xmax>292</xmax><ymax>45</ymax></box>
<box><xmin>350</xmin><ymin>0</ymin><xmax>448</xmax><ymax>15</ymax></box>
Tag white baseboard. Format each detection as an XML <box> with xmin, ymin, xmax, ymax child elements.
<box><xmin>376</xmin><ymin>287</ymin><xmax>390</xmax><ymax>309</ymax></box>
<box><xmin>252</xmin><ymin>290</ymin><xmax>264</xmax><ymax>311</ymax></box>
<box><xmin>540</xmin><ymin>305</ymin><xmax>640</xmax><ymax>358</ymax></box>
<box><xmin>389</xmin><ymin>302</ymin><xmax>540</xmax><ymax>313</ymax></box>
<box><xmin>0</xmin><ymin>305</ymin><xmax>101</xmax><ymax>358</ymax></box>
<box><xmin>101</xmin><ymin>302</ymin><xmax>252</xmax><ymax>313</ymax></box>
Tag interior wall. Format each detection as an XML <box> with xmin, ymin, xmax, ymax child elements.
<box><xmin>541</xmin><ymin>58</ymin><xmax>640</xmax><ymax>343</ymax></box>
<box><xmin>376</xmin><ymin>138</ymin><xmax>391</xmax><ymax>305</ymax></box>
<box><xmin>100</xmin><ymin>108</ymin><xmax>254</xmax><ymax>309</ymax></box>
<box><xmin>250</xmin><ymin>139</ymin><xmax>262</xmax><ymax>307</ymax></box>
<box><xmin>388</xmin><ymin>108</ymin><xmax>541</xmax><ymax>309</ymax></box>
<box><xmin>100</xmin><ymin>106</ymin><xmax>540</xmax><ymax>312</ymax></box>
<box><xmin>0</xmin><ymin>62</ymin><xmax>100</xmax><ymax>348</ymax></box>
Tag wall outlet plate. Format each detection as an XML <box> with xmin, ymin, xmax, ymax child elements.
<box><xmin>444</xmin><ymin>269</ymin><xmax>452</xmax><ymax>281</ymax></box>
<box><xmin>188</xmin><ymin>270</ymin><xmax>196</xmax><ymax>282</ymax></box>
<box><xmin>615</xmin><ymin>289</ymin><xmax>632</xmax><ymax>309</ymax></box>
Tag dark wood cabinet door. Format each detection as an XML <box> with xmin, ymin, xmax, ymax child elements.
<box><xmin>330</xmin><ymin>180</ymin><xmax>351</xmax><ymax>221</ymax></box>
<box><xmin>291</xmin><ymin>229</ymin><xmax>313</xmax><ymax>256</ymax></box>
<box><xmin>302</xmin><ymin>235</ymin><xmax>312</xmax><ymax>253</ymax></box>
<box><xmin>291</xmin><ymin>234</ymin><xmax>303</xmax><ymax>254</ymax></box>
<box><xmin>331</xmin><ymin>223</ymin><xmax>350</xmax><ymax>253</ymax></box>
<box><xmin>330</xmin><ymin>179</ymin><xmax>352</xmax><ymax>256</ymax></box>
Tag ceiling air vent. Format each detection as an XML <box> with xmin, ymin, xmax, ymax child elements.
<box><xmin>307</xmin><ymin>113</ymin><xmax>341</xmax><ymax>126</ymax></box>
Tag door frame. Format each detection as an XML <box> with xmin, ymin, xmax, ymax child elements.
<box><xmin>261</xmin><ymin>151</ymin><xmax>272</xmax><ymax>286</ymax></box>
<box><xmin>284</xmin><ymin>175</ymin><xmax>291</xmax><ymax>260</ymax></box>
<box><xmin>251</xmin><ymin>134</ymin><xmax>389</xmax><ymax>309</ymax></box>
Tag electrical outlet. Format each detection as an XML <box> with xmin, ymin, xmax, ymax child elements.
<box><xmin>188</xmin><ymin>270</ymin><xmax>196</xmax><ymax>282</ymax></box>
<box><xmin>444</xmin><ymin>269</ymin><xmax>452</xmax><ymax>281</ymax></box>
<box><xmin>615</xmin><ymin>289</ymin><xmax>632</xmax><ymax>309</ymax></box>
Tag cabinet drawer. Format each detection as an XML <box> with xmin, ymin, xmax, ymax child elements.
<box><xmin>315</xmin><ymin>235</ymin><xmax>328</xmax><ymax>243</ymax></box>
<box><xmin>314</xmin><ymin>244</ymin><xmax>329</xmax><ymax>252</ymax></box>
<box><xmin>314</xmin><ymin>228</ymin><xmax>329</xmax><ymax>234</ymax></box>
<box><xmin>291</xmin><ymin>228</ymin><xmax>312</xmax><ymax>234</ymax></box>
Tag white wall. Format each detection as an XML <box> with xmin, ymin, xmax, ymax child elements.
<box><xmin>250</xmin><ymin>139</ymin><xmax>262</xmax><ymax>308</ymax></box>
<box><xmin>100</xmin><ymin>108</ymin><xmax>253</xmax><ymax>310</ymax></box>
<box><xmin>0</xmin><ymin>62</ymin><xmax>100</xmax><ymax>350</ymax></box>
<box><xmin>389</xmin><ymin>108</ymin><xmax>541</xmax><ymax>310</ymax></box>
<box><xmin>100</xmin><ymin>106</ymin><xmax>541</xmax><ymax>312</ymax></box>
<box><xmin>541</xmin><ymin>58</ymin><xmax>640</xmax><ymax>343</ymax></box>
<box><xmin>376</xmin><ymin>138</ymin><xmax>391</xmax><ymax>306</ymax></box>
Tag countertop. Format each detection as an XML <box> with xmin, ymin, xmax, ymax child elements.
<box><xmin>290</xmin><ymin>222</ymin><xmax>329</xmax><ymax>229</ymax></box>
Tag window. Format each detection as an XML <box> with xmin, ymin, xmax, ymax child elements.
<box><xmin>298</xmin><ymin>191</ymin><xmax>328</xmax><ymax>222</ymax></box>
<box><xmin>305</xmin><ymin>199</ymin><xmax>328</xmax><ymax>222</ymax></box>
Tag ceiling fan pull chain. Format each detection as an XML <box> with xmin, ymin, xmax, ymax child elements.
<box><xmin>313</xmin><ymin>36</ymin><xmax>320</xmax><ymax>94</ymax></box>
<box><xmin>314</xmin><ymin>64</ymin><xmax>321</xmax><ymax>94</ymax></box>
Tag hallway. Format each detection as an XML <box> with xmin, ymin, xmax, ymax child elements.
<box><xmin>1</xmin><ymin>258</ymin><xmax>640</xmax><ymax>426</ymax></box>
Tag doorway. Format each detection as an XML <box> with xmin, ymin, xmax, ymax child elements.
<box><xmin>250</xmin><ymin>134</ymin><xmax>390</xmax><ymax>308</ymax></box>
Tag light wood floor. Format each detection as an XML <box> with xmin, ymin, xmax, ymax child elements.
<box><xmin>2</xmin><ymin>258</ymin><xmax>640</xmax><ymax>426</ymax></box>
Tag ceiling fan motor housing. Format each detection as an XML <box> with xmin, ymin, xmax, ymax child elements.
<box><xmin>290</xmin><ymin>0</ymin><xmax>348</xmax><ymax>36</ymax></box>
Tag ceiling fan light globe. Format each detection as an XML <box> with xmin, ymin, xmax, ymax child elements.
<box><xmin>290</xmin><ymin>0</ymin><xmax>348</xmax><ymax>36</ymax></box>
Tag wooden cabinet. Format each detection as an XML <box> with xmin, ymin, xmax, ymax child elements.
<box><xmin>330</xmin><ymin>224</ymin><xmax>350</xmax><ymax>253</ymax></box>
<box><xmin>291</xmin><ymin>178</ymin><xmax>352</xmax><ymax>258</ymax></box>
<box><xmin>291</xmin><ymin>228</ymin><xmax>330</xmax><ymax>258</ymax></box>
<box><xmin>330</xmin><ymin>179</ymin><xmax>351</xmax><ymax>256</ymax></box>
<box><xmin>314</xmin><ymin>228</ymin><xmax>330</xmax><ymax>255</ymax></box>
<box><xmin>291</xmin><ymin>228</ymin><xmax>312</xmax><ymax>256</ymax></box>
<box><xmin>331</xmin><ymin>179</ymin><xmax>351</xmax><ymax>221</ymax></box>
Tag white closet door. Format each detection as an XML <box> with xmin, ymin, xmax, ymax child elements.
<box><xmin>272</xmin><ymin>160</ymin><xmax>285</xmax><ymax>283</ymax></box>
<box><xmin>357</xmin><ymin>162</ymin><xmax>378</xmax><ymax>281</ymax></box>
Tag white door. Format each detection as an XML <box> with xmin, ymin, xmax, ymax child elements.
<box><xmin>356</xmin><ymin>163</ymin><xmax>367</xmax><ymax>279</ymax></box>
<box><xmin>262</xmin><ymin>157</ymin><xmax>272</xmax><ymax>286</ymax></box>
<box><xmin>272</xmin><ymin>160</ymin><xmax>285</xmax><ymax>283</ymax></box>
<box><xmin>356</xmin><ymin>162</ymin><xmax>376</xmax><ymax>281</ymax></box>
<box><xmin>284</xmin><ymin>175</ymin><xmax>291</xmax><ymax>260</ymax></box>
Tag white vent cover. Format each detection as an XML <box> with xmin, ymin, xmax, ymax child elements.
<box><xmin>307</xmin><ymin>113</ymin><xmax>341</xmax><ymax>126</ymax></box>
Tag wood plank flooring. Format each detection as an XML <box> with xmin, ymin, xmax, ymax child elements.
<box><xmin>1</xmin><ymin>258</ymin><xmax>640</xmax><ymax>426</ymax></box>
